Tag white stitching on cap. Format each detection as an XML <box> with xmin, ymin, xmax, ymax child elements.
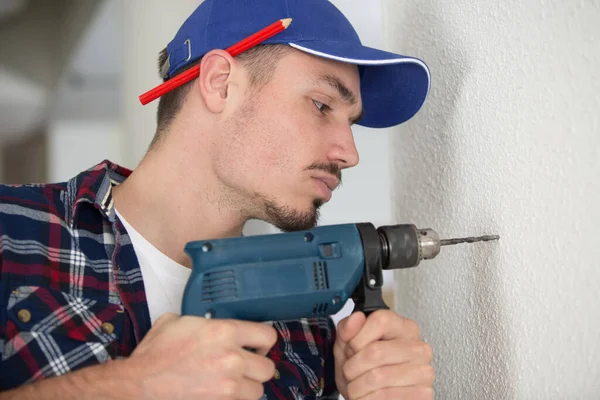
<box><xmin>288</xmin><ymin>43</ymin><xmax>431</xmax><ymax>91</ymax></box>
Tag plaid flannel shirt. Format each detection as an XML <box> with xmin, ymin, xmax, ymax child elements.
<box><xmin>0</xmin><ymin>160</ymin><xmax>338</xmax><ymax>399</ymax></box>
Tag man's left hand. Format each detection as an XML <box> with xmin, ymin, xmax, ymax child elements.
<box><xmin>333</xmin><ymin>310</ymin><xmax>434</xmax><ymax>400</ymax></box>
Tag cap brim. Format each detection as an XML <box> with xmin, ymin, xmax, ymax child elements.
<box><xmin>288</xmin><ymin>42</ymin><xmax>430</xmax><ymax>128</ymax></box>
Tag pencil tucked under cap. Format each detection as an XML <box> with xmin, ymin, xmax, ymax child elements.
<box><xmin>140</xmin><ymin>18</ymin><xmax>291</xmax><ymax>105</ymax></box>
<box><xmin>149</xmin><ymin>0</ymin><xmax>431</xmax><ymax>128</ymax></box>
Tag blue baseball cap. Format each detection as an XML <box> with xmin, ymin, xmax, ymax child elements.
<box><xmin>161</xmin><ymin>0</ymin><xmax>430</xmax><ymax>128</ymax></box>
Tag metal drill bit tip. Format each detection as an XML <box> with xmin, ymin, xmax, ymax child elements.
<box><xmin>440</xmin><ymin>235</ymin><xmax>500</xmax><ymax>246</ymax></box>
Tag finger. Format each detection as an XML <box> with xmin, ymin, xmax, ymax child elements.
<box><xmin>234</xmin><ymin>379</ymin><xmax>265</xmax><ymax>400</ymax></box>
<box><xmin>152</xmin><ymin>312</ymin><xmax>179</xmax><ymax>330</ymax></box>
<box><xmin>356</xmin><ymin>385</ymin><xmax>434</xmax><ymax>400</ymax></box>
<box><xmin>346</xmin><ymin>363</ymin><xmax>435</xmax><ymax>399</ymax></box>
<box><xmin>348</xmin><ymin>310</ymin><xmax>421</xmax><ymax>354</ymax></box>
<box><xmin>337</xmin><ymin>311</ymin><xmax>367</xmax><ymax>343</ymax></box>
<box><xmin>242</xmin><ymin>349</ymin><xmax>277</xmax><ymax>383</ymax></box>
<box><xmin>333</xmin><ymin>312</ymin><xmax>367</xmax><ymax>362</ymax></box>
<box><xmin>343</xmin><ymin>339</ymin><xmax>433</xmax><ymax>382</ymax></box>
<box><xmin>238</xmin><ymin>321</ymin><xmax>278</xmax><ymax>355</ymax></box>
<box><xmin>212</xmin><ymin>378</ymin><xmax>265</xmax><ymax>400</ymax></box>
<box><xmin>142</xmin><ymin>313</ymin><xmax>179</xmax><ymax>342</ymax></box>
<box><xmin>222</xmin><ymin>320</ymin><xmax>278</xmax><ymax>355</ymax></box>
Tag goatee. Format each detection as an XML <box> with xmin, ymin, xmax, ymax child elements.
<box><xmin>264</xmin><ymin>198</ymin><xmax>324</xmax><ymax>232</ymax></box>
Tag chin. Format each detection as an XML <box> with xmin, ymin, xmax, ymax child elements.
<box><xmin>263</xmin><ymin>197</ymin><xmax>323</xmax><ymax>232</ymax></box>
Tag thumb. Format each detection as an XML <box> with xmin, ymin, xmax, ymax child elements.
<box><xmin>337</xmin><ymin>311</ymin><xmax>367</xmax><ymax>344</ymax></box>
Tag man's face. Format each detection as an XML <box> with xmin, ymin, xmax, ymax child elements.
<box><xmin>213</xmin><ymin>49</ymin><xmax>363</xmax><ymax>231</ymax></box>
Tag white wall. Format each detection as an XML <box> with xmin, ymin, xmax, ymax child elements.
<box><xmin>47</xmin><ymin>120</ymin><xmax>123</xmax><ymax>182</ymax></box>
<box><xmin>384</xmin><ymin>0</ymin><xmax>600</xmax><ymax>399</ymax></box>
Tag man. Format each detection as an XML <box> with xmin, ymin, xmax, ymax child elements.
<box><xmin>0</xmin><ymin>0</ymin><xmax>433</xmax><ymax>399</ymax></box>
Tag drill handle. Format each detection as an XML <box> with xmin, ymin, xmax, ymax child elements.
<box><xmin>351</xmin><ymin>275</ymin><xmax>390</xmax><ymax>315</ymax></box>
<box><xmin>353</xmin><ymin>223</ymin><xmax>390</xmax><ymax>315</ymax></box>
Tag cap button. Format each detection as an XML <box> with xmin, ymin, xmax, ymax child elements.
<box><xmin>18</xmin><ymin>309</ymin><xmax>32</xmax><ymax>323</ymax></box>
<box><xmin>101</xmin><ymin>322</ymin><xmax>115</xmax><ymax>335</ymax></box>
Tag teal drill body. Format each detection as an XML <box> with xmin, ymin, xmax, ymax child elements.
<box><xmin>182</xmin><ymin>224</ymin><xmax>366</xmax><ymax>322</ymax></box>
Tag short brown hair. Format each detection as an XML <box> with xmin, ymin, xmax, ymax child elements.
<box><xmin>150</xmin><ymin>44</ymin><xmax>292</xmax><ymax>149</ymax></box>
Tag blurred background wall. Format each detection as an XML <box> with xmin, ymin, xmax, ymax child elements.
<box><xmin>0</xmin><ymin>0</ymin><xmax>118</xmax><ymax>182</ymax></box>
<box><xmin>1</xmin><ymin>1</ymin><xmax>598</xmax><ymax>399</ymax></box>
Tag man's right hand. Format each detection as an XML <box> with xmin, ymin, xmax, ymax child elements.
<box><xmin>125</xmin><ymin>312</ymin><xmax>278</xmax><ymax>399</ymax></box>
<box><xmin>0</xmin><ymin>313</ymin><xmax>278</xmax><ymax>400</ymax></box>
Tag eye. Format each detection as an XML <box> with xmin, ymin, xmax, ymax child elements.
<box><xmin>313</xmin><ymin>100</ymin><xmax>332</xmax><ymax>115</ymax></box>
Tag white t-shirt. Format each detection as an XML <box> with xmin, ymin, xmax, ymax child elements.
<box><xmin>115</xmin><ymin>209</ymin><xmax>192</xmax><ymax>325</ymax></box>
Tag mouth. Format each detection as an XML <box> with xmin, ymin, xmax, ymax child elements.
<box><xmin>315</xmin><ymin>175</ymin><xmax>340</xmax><ymax>191</ymax></box>
<box><xmin>312</xmin><ymin>175</ymin><xmax>340</xmax><ymax>201</ymax></box>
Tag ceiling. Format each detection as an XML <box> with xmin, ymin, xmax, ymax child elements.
<box><xmin>0</xmin><ymin>0</ymin><xmax>27</xmax><ymax>22</ymax></box>
<box><xmin>0</xmin><ymin>0</ymin><xmax>121</xmax><ymax>142</ymax></box>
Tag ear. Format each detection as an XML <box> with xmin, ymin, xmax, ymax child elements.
<box><xmin>197</xmin><ymin>49</ymin><xmax>235</xmax><ymax>114</ymax></box>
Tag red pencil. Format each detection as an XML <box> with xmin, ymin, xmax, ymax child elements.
<box><xmin>139</xmin><ymin>18</ymin><xmax>293</xmax><ymax>105</ymax></box>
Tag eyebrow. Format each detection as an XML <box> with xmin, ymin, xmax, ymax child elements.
<box><xmin>315</xmin><ymin>73</ymin><xmax>365</xmax><ymax>124</ymax></box>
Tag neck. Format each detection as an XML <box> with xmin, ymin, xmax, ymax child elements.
<box><xmin>112</xmin><ymin>131</ymin><xmax>247</xmax><ymax>268</ymax></box>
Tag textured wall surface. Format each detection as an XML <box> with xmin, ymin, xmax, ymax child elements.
<box><xmin>384</xmin><ymin>0</ymin><xmax>600</xmax><ymax>399</ymax></box>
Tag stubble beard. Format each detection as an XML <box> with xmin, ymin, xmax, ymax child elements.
<box><xmin>263</xmin><ymin>196</ymin><xmax>324</xmax><ymax>232</ymax></box>
<box><xmin>261</xmin><ymin>161</ymin><xmax>341</xmax><ymax>232</ymax></box>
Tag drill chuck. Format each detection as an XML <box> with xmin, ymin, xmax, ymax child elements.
<box><xmin>377</xmin><ymin>225</ymin><xmax>441</xmax><ymax>269</ymax></box>
<box><xmin>376</xmin><ymin>224</ymin><xmax>500</xmax><ymax>270</ymax></box>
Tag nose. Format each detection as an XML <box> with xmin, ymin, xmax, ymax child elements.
<box><xmin>326</xmin><ymin>124</ymin><xmax>359</xmax><ymax>169</ymax></box>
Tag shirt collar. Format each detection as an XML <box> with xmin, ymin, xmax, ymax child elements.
<box><xmin>66</xmin><ymin>160</ymin><xmax>132</xmax><ymax>229</ymax></box>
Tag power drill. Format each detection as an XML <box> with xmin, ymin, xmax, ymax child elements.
<box><xmin>181</xmin><ymin>223</ymin><xmax>499</xmax><ymax>321</ymax></box>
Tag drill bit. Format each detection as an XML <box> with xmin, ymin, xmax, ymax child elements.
<box><xmin>440</xmin><ymin>235</ymin><xmax>500</xmax><ymax>246</ymax></box>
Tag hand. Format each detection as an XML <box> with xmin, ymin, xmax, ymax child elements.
<box><xmin>123</xmin><ymin>313</ymin><xmax>278</xmax><ymax>400</ymax></box>
<box><xmin>333</xmin><ymin>310</ymin><xmax>434</xmax><ymax>400</ymax></box>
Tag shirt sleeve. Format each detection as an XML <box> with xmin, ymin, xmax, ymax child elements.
<box><xmin>263</xmin><ymin>316</ymin><xmax>340</xmax><ymax>399</ymax></box>
<box><xmin>321</xmin><ymin>316</ymin><xmax>340</xmax><ymax>398</ymax></box>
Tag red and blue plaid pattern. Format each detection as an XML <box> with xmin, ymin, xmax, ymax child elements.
<box><xmin>0</xmin><ymin>160</ymin><xmax>338</xmax><ymax>398</ymax></box>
